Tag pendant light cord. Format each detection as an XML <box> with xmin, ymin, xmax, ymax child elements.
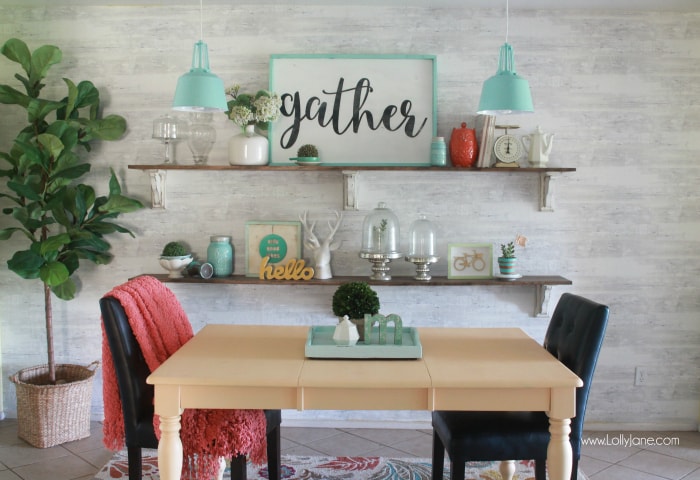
<box><xmin>199</xmin><ymin>0</ymin><xmax>203</xmax><ymax>40</ymax></box>
<box><xmin>505</xmin><ymin>0</ymin><xmax>509</xmax><ymax>44</ymax></box>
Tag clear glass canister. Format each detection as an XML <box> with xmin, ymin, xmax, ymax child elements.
<box><xmin>187</xmin><ymin>112</ymin><xmax>216</xmax><ymax>165</ymax></box>
<box><xmin>360</xmin><ymin>202</ymin><xmax>401</xmax><ymax>255</ymax></box>
<box><xmin>207</xmin><ymin>235</ymin><xmax>233</xmax><ymax>277</ymax></box>
<box><xmin>407</xmin><ymin>214</ymin><xmax>437</xmax><ymax>257</ymax></box>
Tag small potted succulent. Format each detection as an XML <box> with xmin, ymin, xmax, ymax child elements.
<box><xmin>292</xmin><ymin>143</ymin><xmax>320</xmax><ymax>165</ymax></box>
<box><xmin>332</xmin><ymin>281</ymin><xmax>380</xmax><ymax>342</ymax></box>
<box><xmin>497</xmin><ymin>234</ymin><xmax>527</xmax><ymax>277</ymax></box>
<box><xmin>159</xmin><ymin>241</ymin><xmax>193</xmax><ymax>278</ymax></box>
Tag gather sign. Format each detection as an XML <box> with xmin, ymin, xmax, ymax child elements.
<box><xmin>278</xmin><ymin>77</ymin><xmax>429</xmax><ymax>150</ymax></box>
<box><xmin>269</xmin><ymin>54</ymin><xmax>436</xmax><ymax>166</ymax></box>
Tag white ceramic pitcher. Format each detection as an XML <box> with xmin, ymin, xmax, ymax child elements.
<box><xmin>521</xmin><ymin>126</ymin><xmax>554</xmax><ymax>167</ymax></box>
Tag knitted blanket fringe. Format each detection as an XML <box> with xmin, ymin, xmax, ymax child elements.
<box><xmin>101</xmin><ymin>275</ymin><xmax>267</xmax><ymax>479</ymax></box>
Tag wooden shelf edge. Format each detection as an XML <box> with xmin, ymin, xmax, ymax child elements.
<box><xmin>140</xmin><ymin>273</ymin><xmax>572</xmax><ymax>287</ymax></box>
<box><xmin>127</xmin><ymin>164</ymin><xmax>576</xmax><ymax>173</ymax></box>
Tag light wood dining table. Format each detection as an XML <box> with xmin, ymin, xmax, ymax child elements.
<box><xmin>147</xmin><ymin>324</ymin><xmax>581</xmax><ymax>480</ymax></box>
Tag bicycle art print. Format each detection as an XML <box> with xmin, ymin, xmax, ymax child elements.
<box><xmin>447</xmin><ymin>243</ymin><xmax>494</xmax><ymax>279</ymax></box>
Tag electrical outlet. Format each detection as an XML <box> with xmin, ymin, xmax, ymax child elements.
<box><xmin>634</xmin><ymin>367</ymin><xmax>648</xmax><ymax>386</ymax></box>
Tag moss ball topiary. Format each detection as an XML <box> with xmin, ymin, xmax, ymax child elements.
<box><xmin>332</xmin><ymin>281</ymin><xmax>380</xmax><ymax>319</ymax></box>
<box><xmin>161</xmin><ymin>241</ymin><xmax>188</xmax><ymax>257</ymax></box>
<box><xmin>297</xmin><ymin>144</ymin><xmax>318</xmax><ymax>158</ymax></box>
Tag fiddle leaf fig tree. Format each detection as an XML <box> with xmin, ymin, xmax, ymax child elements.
<box><xmin>0</xmin><ymin>38</ymin><xmax>144</xmax><ymax>384</ymax></box>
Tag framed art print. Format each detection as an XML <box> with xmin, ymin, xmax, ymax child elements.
<box><xmin>447</xmin><ymin>243</ymin><xmax>493</xmax><ymax>279</ymax></box>
<box><xmin>245</xmin><ymin>221</ymin><xmax>302</xmax><ymax>277</ymax></box>
<box><xmin>269</xmin><ymin>54</ymin><xmax>437</xmax><ymax>166</ymax></box>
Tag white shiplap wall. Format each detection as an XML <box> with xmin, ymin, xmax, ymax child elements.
<box><xmin>0</xmin><ymin>5</ymin><xmax>699</xmax><ymax>430</ymax></box>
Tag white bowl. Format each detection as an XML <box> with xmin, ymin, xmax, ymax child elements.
<box><xmin>159</xmin><ymin>255</ymin><xmax>193</xmax><ymax>278</ymax></box>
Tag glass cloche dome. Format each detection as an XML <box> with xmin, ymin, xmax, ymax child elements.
<box><xmin>407</xmin><ymin>214</ymin><xmax>436</xmax><ymax>257</ymax></box>
<box><xmin>360</xmin><ymin>202</ymin><xmax>401</xmax><ymax>255</ymax></box>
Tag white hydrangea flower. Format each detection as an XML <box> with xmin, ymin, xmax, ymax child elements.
<box><xmin>226</xmin><ymin>86</ymin><xmax>282</xmax><ymax>129</ymax></box>
<box><xmin>253</xmin><ymin>94</ymin><xmax>282</xmax><ymax>123</ymax></box>
<box><xmin>229</xmin><ymin>105</ymin><xmax>254</xmax><ymax>127</ymax></box>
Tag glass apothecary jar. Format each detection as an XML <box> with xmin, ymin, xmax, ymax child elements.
<box><xmin>187</xmin><ymin>112</ymin><xmax>216</xmax><ymax>164</ymax></box>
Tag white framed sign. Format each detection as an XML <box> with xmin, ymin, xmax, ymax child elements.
<box><xmin>269</xmin><ymin>54</ymin><xmax>437</xmax><ymax>166</ymax></box>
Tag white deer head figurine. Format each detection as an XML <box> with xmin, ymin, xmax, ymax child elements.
<box><xmin>300</xmin><ymin>210</ymin><xmax>343</xmax><ymax>279</ymax></box>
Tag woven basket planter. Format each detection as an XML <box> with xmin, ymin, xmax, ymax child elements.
<box><xmin>10</xmin><ymin>362</ymin><xmax>99</xmax><ymax>448</ymax></box>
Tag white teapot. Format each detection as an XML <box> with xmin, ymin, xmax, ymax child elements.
<box><xmin>333</xmin><ymin>315</ymin><xmax>360</xmax><ymax>346</ymax></box>
<box><xmin>521</xmin><ymin>126</ymin><xmax>554</xmax><ymax>167</ymax></box>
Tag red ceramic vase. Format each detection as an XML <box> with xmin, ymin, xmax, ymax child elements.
<box><xmin>449</xmin><ymin>122</ymin><xmax>478</xmax><ymax>168</ymax></box>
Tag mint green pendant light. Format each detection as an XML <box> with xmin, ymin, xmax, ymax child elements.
<box><xmin>172</xmin><ymin>0</ymin><xmax>227</xmax><ymax>112</ymax></box>
<box><xmin>477</xmin><ymin>0</ymin><xmax>534</xmax><ymax>115</ymax></box>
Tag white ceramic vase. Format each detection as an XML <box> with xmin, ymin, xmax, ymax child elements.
<box><xmin>333</xmin><ymin>316</ymin><xmax>360</xmax><ymax>346</ymax></box>
<box><xmin>228</xmin><ymin>124</ymin><xmax>269</xmax><ymax>166</ymax></box>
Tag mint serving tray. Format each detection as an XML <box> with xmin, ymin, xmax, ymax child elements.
<box><xmin>305</xmin><ymin>326</ymin><xmax>422</xmax><ymax>359</ymax></box>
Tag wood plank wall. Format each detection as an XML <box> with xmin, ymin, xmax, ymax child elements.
<box><xmin>0</xmin><ymin>4</ymin><xmax>698</xmax><ymax>429</ymax></box>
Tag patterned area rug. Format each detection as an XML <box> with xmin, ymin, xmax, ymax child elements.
<box><xmin>95</xmin><ymin>449</ymin><xmax>588</xmax><ymax>479</ymax></box>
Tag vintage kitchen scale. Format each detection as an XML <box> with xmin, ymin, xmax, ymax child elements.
<box><xmin>492</xmin><ymin>124</ymin><xmax>523</xmax><ymax>167</ymax></box>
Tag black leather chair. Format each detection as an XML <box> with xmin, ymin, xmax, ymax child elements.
<box><xmin>100</xmin><ymin>296</ymin><xmax>282</xmax><ymax>480</ymax></box>
<box><xmin>431</xmin><ymin>293</ymin><xmax>609</xmax><ymax>480</ymax></box>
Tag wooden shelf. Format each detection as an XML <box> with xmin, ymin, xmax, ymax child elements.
<box><xmin>144</xmin><ymin>273</ymin><xmax>572</xmax><ymax>317</ymax></box>
<box><xmin>147</xmin><ymin>273</ymin><xmax>569</xmax><ymax>286</ymax></box>
<box><xmin>128</xmin><ymin>164</ymin><xmax>575</xmax><ymax>211</ymax></box>
<box><xmin>128</xmin><ymin>164</ymin><xmax>576</xmax><ymax>172</ymax></box>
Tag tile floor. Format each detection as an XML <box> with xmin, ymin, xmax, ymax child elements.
<box><xmin>0</xmin><ymin>419</ymin><xmax>698</xmax><ymax>480</ymax></box>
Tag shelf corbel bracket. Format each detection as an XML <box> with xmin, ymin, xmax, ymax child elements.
<box><xmin>342</xmin><ymin>170</ymin><xmax>359</xmax><ymax>211</ymax></box>
<box><xmin>146</xmin><ymin>169</ymin><xmax>167</xmax><ymax>209</ymax></box>
<box><xmin>535</xmin><ymin>285</ymin><xmax>552</xmax><ymax>317</ymax></box>
<box><xmin>539</xmin><ymin>171</ymin><xmax>561</xmax><ymax>212</ymax></box>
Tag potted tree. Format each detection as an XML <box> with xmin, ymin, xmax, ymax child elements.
<box><xmin>0</xmin><ymin>38</ymin><xmax>143</xmax><ymax>447</ymax></box>
<box><xmin>331</xmin><ymin>281</ymin><xmax>380</xmax><ymax>342</ymax></box>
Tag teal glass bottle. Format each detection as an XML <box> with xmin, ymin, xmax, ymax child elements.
<box><xmin>207</xmin><ymin>235</ymin><xmax>233</xmax><ymax>277</ymax></box>
<box><xmin>430</xmin><ymin>136</ymin><xmax>446</xmax><ymax>166</ymax></box>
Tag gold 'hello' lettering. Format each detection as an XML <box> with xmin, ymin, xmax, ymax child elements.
<box><xmin>259</xmin><ymin>256</ymin><xmax>315</xmax><ymax>281</ymax></box>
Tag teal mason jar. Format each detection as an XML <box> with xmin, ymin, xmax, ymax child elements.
<box><xmin>207</xmin><ymin>235</ymin><xmax>233</xmax><ymax>277</ymax></box>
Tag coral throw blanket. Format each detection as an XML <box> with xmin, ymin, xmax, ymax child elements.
<box><xmin>101</xmin><ymin>275</ymin><xmax>267</xmax><ymax>478</ymax></box>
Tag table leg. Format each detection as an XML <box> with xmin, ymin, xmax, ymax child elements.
<box><xmin>547</xmin><ymin>417</ymin><xmax>573</xmax><ymax>480</ymax></box>
<box><xmin>158</xmin><ymin>415</ymin><xmax>183</xmax><ymax>480</ymax></box>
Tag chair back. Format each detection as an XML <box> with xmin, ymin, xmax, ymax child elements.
<box><xmin>544</xmin><ymin>293</ymin><xmax>609</xmax><ymax>451</ymax></box>
<box><xmin>100</xmin><ymin>296</ymin><xmax>157</xmax><ymax>445</ymax></box>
